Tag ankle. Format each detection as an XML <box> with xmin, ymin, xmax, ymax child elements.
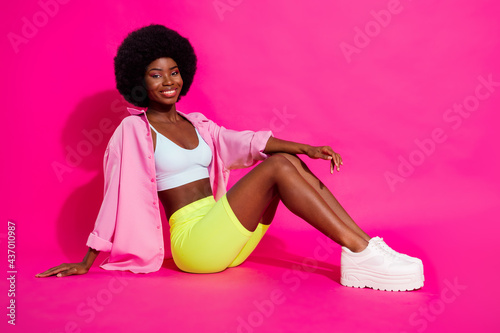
<box><xmin>348</xmin><ymin>239</ymin><xmax>369</xmax><ymax>253</ymax></box>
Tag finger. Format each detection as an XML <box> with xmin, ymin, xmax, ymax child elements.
<box><xmin>332</xmin><ymin>154</ymin><xmax>338</xmax><ymax>168</ymax></box>
<box><xmin>35</xmin><ymin>267</ymin><xmax>60</xmax><ymax>277</ymax></box>
<box><xmin>334</xmin><ymin>155</ymin><xmax>341</xmax><ymax>172</ymax></box>
<box><xmin>322</xmin><ymin>149</ymin><xmax>333</xmax><ymax>160</ymax></box>
<box><xmin>36</xmin><ymin>265</ymin><xmax>68</xmax><ymax>277</ymax></box>
<box><xmin>328</xmin><ymin>152</ymin><xmax>339</xmax><ymax>171</ymax></box>
<box><xmin>330</xmin><ymin>159</ymin><xmax>334</xmax><ymax>174</ymax></box>
<box><xmin>334</xmin><ymin>153</ymin><xmax>343</xmax><ymax>170</ymax></box>
<box><xmin>321</xmin><ymin>146</ymin><xmax>335</xmax><ymax>156</ymax></box>
<box><xmin>57</xmin><ymin>267</ymin><xmax>77</xmax><ymax>278</ymax></box>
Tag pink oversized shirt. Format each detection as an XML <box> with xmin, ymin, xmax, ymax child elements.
<box><xmin>86</xmin><ymin>107</ymin><xmax>273</xmax><ymax>273</ymax></box>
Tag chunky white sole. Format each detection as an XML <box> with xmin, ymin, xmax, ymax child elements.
<box><xmin>341</xmin><ymin>269</ymin><xmax>424</xmax><ymax>292</ymax></box>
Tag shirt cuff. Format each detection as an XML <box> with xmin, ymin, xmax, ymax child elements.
<box><xmin>254</xmin><ymin>130</ymin><xmax>274</xmax><ymax>159</ymax></box>
<box><xmin>86</xmin><ymin>232</ymin><xmax>113</xmax><ymax>252</ymax></box>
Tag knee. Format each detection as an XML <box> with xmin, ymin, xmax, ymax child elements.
<box><xmin>270</xmin><ymin>153</ymin><xmax>305</xmax><ymax>171</ymax></box>
<box><xmin>265</xmin><ymin>154</ymin><xmax>297</xmax><ymax>173</ymax></box>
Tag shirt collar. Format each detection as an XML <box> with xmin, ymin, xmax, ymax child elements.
<box><xmin>126</xmin><ymin>107</ymin><xmax>198</xmax><ymax>126</ymax></box>
<box><xmin>127</xmin><ymin>107</ymin><xmax>145</xmax><ymax>115</ymax></box>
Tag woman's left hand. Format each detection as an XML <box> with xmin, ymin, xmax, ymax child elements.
<box><xmin>305</xmin><ymin>145</ymin><xmax>343</xmax><ymax>174</ymax></box>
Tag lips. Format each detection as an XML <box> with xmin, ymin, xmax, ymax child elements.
<box><xmin>160</xmin><ymin>89</ymin><xmax>177</xmax><ymax>98</ymax></box>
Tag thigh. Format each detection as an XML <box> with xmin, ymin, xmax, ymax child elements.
<box><xmin>170</xmin><ymin>195</ymin><xmax>252</xmax><ymax>273</ymax></box>
<box><xmin>226</xmin><ymin>154</ymin><xmax>291</xmax><ymax>231</ymax></box>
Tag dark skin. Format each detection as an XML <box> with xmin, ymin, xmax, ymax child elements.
<box><xmin>36</xmin><ymin>57</ymin><xmax>370</xmax><ymax>278</ymax></box>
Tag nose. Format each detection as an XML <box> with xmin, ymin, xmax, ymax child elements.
<box><xmin>162</xmin><ymin>75</ymin><xmax>173</xmax><ymax>85</ymax></box>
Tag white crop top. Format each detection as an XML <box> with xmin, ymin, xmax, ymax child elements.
<box><xmin>149</xmin><ymin>124</ymin><xmax>212</xmax><ymax>191</ymax></box>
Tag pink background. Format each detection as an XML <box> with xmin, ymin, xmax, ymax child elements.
<box><xmin>1</xmin><ymin>0</ymin><xmax>499</xmax><ymax>332</ymax></box>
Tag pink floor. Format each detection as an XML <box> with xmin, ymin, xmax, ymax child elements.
<box><xmin>6</xmin><ymin>210</ymin><xmax>498</xmax><ymax>333</ymax></box>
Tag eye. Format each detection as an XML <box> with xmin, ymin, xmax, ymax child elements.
<box><xmin>151</xmin><ymin>74</ymin><xmax>162</xmax><ymax>78</ymax></box>
<box><xmin>171</xmin><ymin>71</ymin><xmax>179</xmax><ymax>76</ymax></box>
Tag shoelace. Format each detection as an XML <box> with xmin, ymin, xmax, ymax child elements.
<box><xmin>371</xmin><ymin>240</ymin><xmax>400</xmax><ymax>261</ymax></box>
<box><xmin>376</xmin><ymin>238</ymin><xmax>402</xmax><ymax>258</ymax></box>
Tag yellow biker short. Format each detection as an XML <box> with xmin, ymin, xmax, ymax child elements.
<box><xmin>169</xmin><ymin>194</ymin><xmax>269</xmax><ymax>273</ymax></box>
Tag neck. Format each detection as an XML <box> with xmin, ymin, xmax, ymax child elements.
<box><xmin>146</xmin><ymin>102</ymin><xmax>180</xmax><ymax>123</ymax></box>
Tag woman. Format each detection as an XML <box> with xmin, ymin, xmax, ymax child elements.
<box><xmin>36</xmin><ymin>24</ymin><xmax>424</xmax><ymax>291</ymax></box>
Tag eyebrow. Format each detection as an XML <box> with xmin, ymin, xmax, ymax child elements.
<box><xmin>148</xmin><ymin>66</ymin><xmax>178</xmax><ymax>72</ymax></box>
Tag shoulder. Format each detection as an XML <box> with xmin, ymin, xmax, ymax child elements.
<box><xmin>108</xmin><ymin>114</ymin><xmax>147</xmax><ymax>146</ymax></box>
<box><xmin>181</xmin><ymin>111</ymin><xmax>211</xmax><ymax>123</ymax></box>
<box><xmin>120</xmin><ymin>114</ymin><xmax>147</xmax><ymax>127</ymax></box>
<box><xmin>112</xmin><ymin>114</ymin><xmax>147</xmax><ymax>135</ymax></box>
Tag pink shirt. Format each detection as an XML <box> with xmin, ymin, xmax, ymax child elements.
<box><xmin>86</xmin><ymin>107</ymin><xmax>273</xmax><ymax>273</ymax></box>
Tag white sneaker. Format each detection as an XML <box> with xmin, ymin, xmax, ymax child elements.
<box><xmin>341</xmin><ymin>238</ymin><xmax>424</xmax><ymax>291</ymax></box>
<box><xmin>372</xmin><ymin>236</ymin><xmax>422</xmax><ymax>264</ymax></box>
<box><xmin>372</xmin><ymin>236</ymin><xmax>424</xmax><ymax>278</ymax></box>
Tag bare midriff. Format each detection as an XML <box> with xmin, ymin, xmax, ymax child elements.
<box><xmin>157</xmin><ymin>178</ymin><xmax>213</xmax><ymax>220</ymax></box>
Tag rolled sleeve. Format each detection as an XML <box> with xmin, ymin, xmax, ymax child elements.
<box><xmin>216</xmin><ymin>125</ymin><xmax>274</xmax><ymax>169</ymax></box>
<box><xmin>250</xmin><ymin>130</ymin><xmax>274</xmax><ymax>160</ymax></box>
<box><xmin>86</xmin><ymin>232</ymin><xmax>113</xmax><ymax>252</ymax></box>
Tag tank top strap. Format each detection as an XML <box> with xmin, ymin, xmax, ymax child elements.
<box><xmin>149</xmin><ymin>123</ymin><xmax>160</xmax><ymax>134</ymax></box>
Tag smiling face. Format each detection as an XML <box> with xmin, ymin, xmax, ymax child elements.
<box><xmin>144</xmin><ymin>57</ymin><xmax>183</xmax><ymax>109</ymax></box>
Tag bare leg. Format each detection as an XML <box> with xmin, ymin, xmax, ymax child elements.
<box><xmin>226</xmin><ymin>154</ymin><xmax>368</xmax><ymax>252</ymax></box>
<box><xmin>259</xmin><ymin>194</ymin><xmax>280</xmax><ymax>226</ymax></box>
<box><xmin>276</xmin><ymin>153</ymin><xmax>371</xmax><ymax>241</ymax></box>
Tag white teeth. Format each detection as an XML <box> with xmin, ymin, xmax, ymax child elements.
<box><xmin>161</xmin><ymin>90</ymin><xmax>176</xmax><ymax>96</ymax></box>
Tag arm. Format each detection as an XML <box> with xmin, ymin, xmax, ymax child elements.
<box><xmin>35</xmin><ymin>247</ymin><xmax>100</xmax><ymax>278</ymax></box>
<box><xmin>263</xmin><ymin>137</ymin><xmax>343</xmax><ymax>174</ymax></box>
<box><xmin>209</xmin><ymin>120</ymin><xmax>273</xmax><ymax>169</ymax></box>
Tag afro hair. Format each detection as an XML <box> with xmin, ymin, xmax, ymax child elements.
<box><xmin>114</xmin><ymin>24</ymin><xmax>197</xmax><ymax>107</ymax></box>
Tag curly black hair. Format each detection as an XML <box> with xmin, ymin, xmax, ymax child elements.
<box><xmin>114</xmin><ymin>24</ymin><xmax>197</xmax><ymax>107</ymax></box>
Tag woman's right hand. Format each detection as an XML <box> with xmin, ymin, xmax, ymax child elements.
<box><xmin>35</xmin><ymin>262</ymin><xmax>89</xmax><ymax>278</ymax></box>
